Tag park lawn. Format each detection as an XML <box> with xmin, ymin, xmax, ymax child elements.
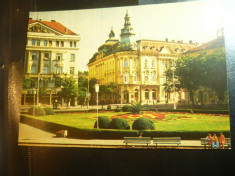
<box><xmin>31</xmin><ymin>112</ymin><xmax>230</xmax><ymax>132</ymax></box>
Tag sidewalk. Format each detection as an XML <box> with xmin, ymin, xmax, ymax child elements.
<box><xmin>19</xmin><ymin>123</ymin><xmax>203</xmax><ymax>149</ymax></box>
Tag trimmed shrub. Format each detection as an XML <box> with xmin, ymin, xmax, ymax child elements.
<box><xmin>44</xmin><ymin>107</ymin><xmax>55</xmax><ymax>115</ymax></box>
<box><xmin>132</xmin><ymin>117</ymin><xmax>155</xmax><ymax>130</ymax></box>
<box><xmin>94</xmin><ymin>116</ymin><xmax>111</xmax><ymax>129</ymax></box>
<box><xmin>109</xmin><ymin>117</ymin><xmax>130</xmax><ymax>130</ymax></box>
<box><xmin>28</xmin><ymin>106</ymin><xmax>46</xmax><ymax>116</ymax></box>
<box><xmin>115</xmin><ymin>108</ymin><xmax>121</xmax><ymax>112</ymax></box>
<box><xmin>122</xmin><ymin>105</ymin><xmax>132</xmax><ymax>112</ymax></box>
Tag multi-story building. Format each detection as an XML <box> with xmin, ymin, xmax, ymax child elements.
<box><xmin>22</xmin><ymin>18</ymin><xmax>80</xmax><ymax>106</ymax></box>
<box><xmin>88</xmin><ymin>11</ymin><xmax>196</xmax><ymax>104</ymax></box>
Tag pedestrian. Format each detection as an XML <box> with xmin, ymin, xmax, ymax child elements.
<box><xmin>219</xmin><ymin>133</ymin><xmax>225</xmax><ymax>149</ymax></box>
<box><xmin>212</xmin><ymin>133</ymin><xmax>219</xmax><ymax>149</ymax></box>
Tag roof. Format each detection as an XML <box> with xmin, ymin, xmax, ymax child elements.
<box><xmin>29</xmin><ymin>19</ymin><xmax>77</xmax><ymax>35</ymax></box>
<box><xmin>187</xmin><ymin>37</ymin><xmax>225</xmax><ymax>53</ymax></box>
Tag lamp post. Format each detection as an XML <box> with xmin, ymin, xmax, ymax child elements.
<box><xmin>95</xmin><ymin>84</ymin><xmax>99</xmax><ymax>128</ymax></box>
<box><xmin>172</xmin><ymin>62</ymin><xmax>176</xmax><ymax>110</ymax></box>
<box><xmin>33</xmin><ymin>90</ymin><xmax>36</xmax><ymax>116</ymax></box>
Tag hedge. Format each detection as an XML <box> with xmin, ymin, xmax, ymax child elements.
<box><xmin>152</xmin><ymin>108</ymin><xmax>229</xmax><ymax>114</ymax></box>
<box><xmin>20</xmin><ymin>115</ymin><xmax>230</xmax><ymax>140</ymax></box>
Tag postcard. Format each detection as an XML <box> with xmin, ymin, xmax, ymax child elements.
<box><xmin>18</xmin><ymin>0</ymin><xmax>230</xmax><ymax>149</ymax></box>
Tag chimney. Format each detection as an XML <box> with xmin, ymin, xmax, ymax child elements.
<box><xmin>189</xmin><ymin>40</ymin><xmax>192</xmax><ymax>44</ymax></box>
<box><xmin>172</xmin><ymin>40</ymin><xmax>175</xmax><ymax>42</ymax></box>
<box><xmin>166</xmin><ymin>38</ymin><xmax>168</xmax><ymax>42</ymax></box>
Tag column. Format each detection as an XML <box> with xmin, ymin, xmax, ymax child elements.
<box><xmin>149</xmin><ymin>89</ymin><xmax>152</xmax><ymax>104</ymax></box>
<box><xmin>130</xmin><ymin>57</ymin><xmax>132</xmax><ymax>76</ymax></box>
<box><xmin>40</xmin><ymin>51</ymin><xmax>43</xmax><ymax>73</ymax></box>
<box><xmin>27</xmin><ymin>50</ymin><xmax>31</xmax><ymax>73</ymax></box>
<box><xmin>120</xmin><ymin>59</ymin><xmax>123</xmax><ymax>75</ymax></box>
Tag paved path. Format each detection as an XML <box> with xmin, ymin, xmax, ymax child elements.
<box><xmin>19</xmin><ymin>123</ymin><xmax>203</xmax><ymax>148</ymax></box>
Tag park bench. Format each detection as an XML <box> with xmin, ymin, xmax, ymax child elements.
<box><xmin>153</xmin><ymin>137</ymin><xmax>181</xmax><ymax>148</ymax></box>
<box><xmin>201</xmin><ymin>138</ymin><xmax>231</xmax><ymax>149</ymax></box>
<box><xmin>123</xmin><ymin>137</ymin><xmax>151</xmax><ymax>147</ymax></box>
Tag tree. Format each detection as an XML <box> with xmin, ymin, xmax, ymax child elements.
<box><xmin>59</xmin><ymin>77</ymin><xmax>78</xmax><ymax>105</ymax></box>
<box><xmin>78</xmin><ymin>76</ymin><xmax>88</xmax><ymax>105</ymax></box>
<box><xmin>174</xmin><ymin>55</ymin><xmax>206</xmax><ymax>105</ymax></box>
<box><xmin>202</xmin><ymin>49</ymin><xmax>227</xmax><ymax>103</ymax></box>
<box><xmin>89</xmin><ymin>78</ymin><xmax>98</xmax><ymax>104</ymax></box>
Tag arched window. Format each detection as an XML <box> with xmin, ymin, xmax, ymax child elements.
<box><xmin>152</xmin><ymin>72</ymin><xmax>156</xmax><ymax>82</ymax></box>
<box><xmin>145</xmin><ymin>89</ymin><xmax>149</xmax><ymax>100</ymax></box>
<box><xmin>152</xmin><ymin>89</ymin><xmax>156</xmax><ymax>100</ymax></box>
<box><xmin>123</xmin><ymin>73</ymin><xmax>129</xmax><ymax>84</ymax></box>
<box><xmin>145</xmin><ymin>73</ymin><xmax>149</xmax><ymax>82</ymax></box>
<box><xmin>133</xmin><ymin>73</ymin><xmax>137</xmax><ymax>82</ymax></box>
<box><xmin>124</xmin><ymin>59</ymin><xmax>128</xmax><ymax>68</ymax></box>
<box><xmin>134</xmin><ymin>89</ymin><xmax>138</xmax><ymax>100</ymax></box>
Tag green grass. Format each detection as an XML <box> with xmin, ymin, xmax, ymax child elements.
<box><xmin>29</xmin><ymin>112</ymin><xmax>230</xmax><ymax>132</ymax></box>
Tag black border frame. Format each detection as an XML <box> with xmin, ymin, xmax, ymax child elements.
<box><xmin>1</xmin><ymin>0</ymin><xmax>235</xmax><ymax>175</ymax></box>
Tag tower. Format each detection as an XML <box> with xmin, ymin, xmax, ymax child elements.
<box><xmin>120</xmin><ymin>10</ymin><xmax>136</xmax><ymax>50</ymax></box>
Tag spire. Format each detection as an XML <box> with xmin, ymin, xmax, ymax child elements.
<box><xmin>109</xmin><ymin>26</ymin><xmax>115</xmax><ymax>38</ymax></box>
<box><xmin>120</xmin><ymin>10</ymin><xmax>136</xmax><ymax>49</ymax></box>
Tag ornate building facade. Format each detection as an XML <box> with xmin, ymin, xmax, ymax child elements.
<box><xmin>22</xmin><ymin>19</ymin><xmax>80</xmax><ymax>105</ymax></box>
<box><xmin>88</xmin><ymin>11</ymin><xmax>197</xmax><ymax>104</ymax></box>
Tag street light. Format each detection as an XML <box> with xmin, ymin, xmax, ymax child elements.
<box><xmin>33</xmin><ymin>90</ymin><xmax>36</xmax><ymax>116</ymax></box>
<box><xmin>172</xmin><ymin>62</ymin><xmax>176</xmax><ymax>110</ymax></box>
<box><xmin>95</xmin><ymin>84</ymin><xmax>99</xmax><ymax>129</ymax></box>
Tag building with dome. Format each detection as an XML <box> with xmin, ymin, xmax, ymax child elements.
<box><xmin>88</xmin><ymin>11</ymin><xmax>197</xmax><ymax>104</ymax></box>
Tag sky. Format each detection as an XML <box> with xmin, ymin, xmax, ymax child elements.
<box><xmin>29</xmin><ymin>0</ymin><xmax>224</xmax><ymax>71</ymax></box>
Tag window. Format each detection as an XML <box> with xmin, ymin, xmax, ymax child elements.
<box><xmin>70</xmin><ymin>41</ymin><xmax>73</xmax><ymax>47</ymax></box>
<box><xmin>37</xmin><ymin>40</ymin><xmax>40</xmax><ymax>46</ymax></box>
<box><xmin>61</xmin><ymin>41</ymin><xmax>64</xmax><ymax>47</ymax></box>
<box><xmin>44</xmin><ymin>40</ymin><xmax>48</xmax><ymax>46</ymax></box>
<box><xmin>44</xmin><ymin>52</ymin><xmax>50</xmax><ymax>60</ymax></box>
<box><xmin>32</xmin><ymin>39</ymin><xmax>36</xmax><ymax>46</ymax></box>
<box><xmin>133</xmin><ymin>73</ymin><xmax>137</xmax><ymax>82</ymax></box>
<box><xmin>49</xmin><ymin>40</ymin><xmax>52</xmax><ymax>47</ymax></box>
<box><xmin>43</xmin><ymin>65</ymin><xmax>49</xmax><ymax>74</ymax></box>
<box><xmin>31</xmin><ymin>64</ymin><xmax>37</xmax><ymax>74</ymax></box>
<box><xmin>152</xmin><ymin>60</ymin><xmax>155</xmax><ymax>68</ymax></box>
<box><xmin>70</xmin><ymin>67</ymin><xmax>75</xmax><ymax>74</ymax></box>
<box><xmin>152</xmin><ymin>73</ymin><xmax>156</xmax><ymax>81</ymax></box>
<box><xmin>74</xmin><ymin>42</ymin><xmax>76</xmax><ymax>47</ymax></box>
<box><xmin>152</xmin><ymin>89</ymin><xmax>156</xmax><ymax>100</ymax></box>
<box><xmin>134</xmin><ymin>89</ymin><xmax>138</xmax><ymax>100</ymax></box>
<box><xmin>145</xmin><ymin>73</ymin><xmax>149</xmax><ymax>82</ymax></box>
<box><xmin>56</xmin><ymin>41</ymin><xmax>59</xmax><ymax>47</ymax></box>
<box><xmin>56</xmin><ymin>53</ymin><xmax>63</xmax><ymax>60</ymax></box>
<box><xmin>145</xmin><ymin>89</ymin><xmax>149</xmax><ymax>100</ymax></box>
<box><xmin>56</xmin><ymin>67</ymin><xmax>63</xmax><ymax>74</ymax></box>
<box><xmin>145</xmin><ymin>59</ymin><xmax>148</xmax><ymax>68</ymax></box>
<box><xmin>124</xmin><ymin>59</ymin><xmax>128</xmax><ymax>68</ymax></box>
<box><xmin>133</xmin><ymin>59</ymin><xmax>137</xmax><ymax>68</ymax></box>
<box><xmin>32</xmin><ymin>52</ymin><xmax>38</xmax><ymax>61</ymax></box>
<box><xmin>123</xmin><ymin>73</ymin><xmax>129</xmax><ymax>84</ymax></box>
<box><xmin>71</xmin><ymin>54</ymin><xmax>75</xmax><ymax>62</ymax></box>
